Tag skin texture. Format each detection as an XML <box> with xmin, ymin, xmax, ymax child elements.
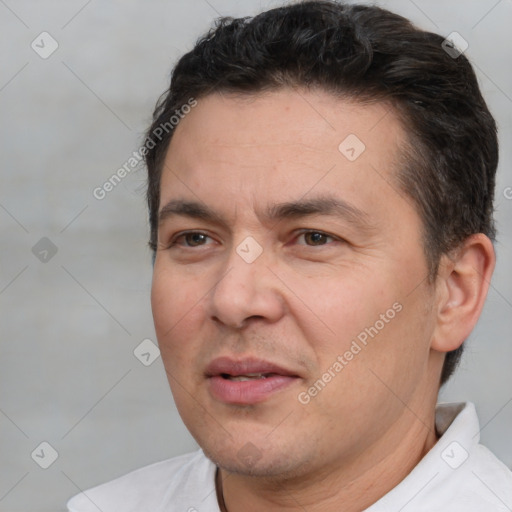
<box><xmin>151</xmin><ymin>88</ymin><xmax>495</xmax><ymax>511</ymax></box>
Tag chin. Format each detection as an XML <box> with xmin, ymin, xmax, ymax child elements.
<box><xmin>201</xmin><ymin>439</ymin><xmax>313</xmax><ymax>479</ymax></box>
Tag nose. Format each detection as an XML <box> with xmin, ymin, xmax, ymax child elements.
<box><xmin>209</xmin><ymin>241</ymin><xmax>286</xmax><ymax>329</ymax></box>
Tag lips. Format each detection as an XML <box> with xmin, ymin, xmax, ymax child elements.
<box><xmin>205</xmin><ymin>357</ymin><xmax>300</xmax><ymax>405</ymax></box>
<box><xmin>205</xmin><ymin>357</ymin><xmax>298</xmax><ymax>379</ymax></box>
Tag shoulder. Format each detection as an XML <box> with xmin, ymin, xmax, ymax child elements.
<box><xmin>462</xmin><ymin>443</ymin><xmax>512</xmax><ymax>504</ymax></box>
<box><xmin>66</xmin><ymin>449</ymin><xmax>218</xmax><ymax>512</ymax></box>
<box><xmin>368</xmin><ymin>402</ymin><xmax>512</xmax><ymax>512</ymax></box>
<box><xmin>429</xmin><ymin>444</ymin><xmax>512</xmax><ymax>511</ymax></box>
<box><xmin>433</xmin><ymin>402</ymin><xmax>512</xmax><ymax>511</ymax></box>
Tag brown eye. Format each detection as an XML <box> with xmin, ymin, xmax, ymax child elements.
<box><xmin>297</xmin><ymin>231</ymin><xmax>336</xmax><ymax>246</ymax></box>
<box><xmin>184</xmin><ymin>233</ymin><xmax>208</xmax><ymax>246</ymax></box>
<box><xmin>171</xmin><ymin>232</ymin><xmax>212</xmax><ymax>248</ymax></box>
<box><xmin>305</xmin><ymin>232</ymin><xmax>329</xmax><ymax>245</ymax></box>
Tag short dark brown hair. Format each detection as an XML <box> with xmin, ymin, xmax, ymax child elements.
<box><xmin>143</xmin><ymin>0</ymin><xmax>498</xmax><ymax>385</ymax></box>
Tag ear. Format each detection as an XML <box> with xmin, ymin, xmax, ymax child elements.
<box><xmin>431</xmin><ymin>234</ymin><xmax>496</xmax><ymax>353</ymax></box>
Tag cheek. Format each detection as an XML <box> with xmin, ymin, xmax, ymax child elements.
<box><xmin>293</xmin><ymin>268</ymin><xmax>425</xmax><ymax>403</ymax></box>
<box><xmin>151</xmin><ymin>265</ymin><xmax>206</xmax><ymax>359</ymax></box>
<box><xmin>297</xmin><ymin>274</ymin><xmax>391</xmax><ymax>353</ymax></box>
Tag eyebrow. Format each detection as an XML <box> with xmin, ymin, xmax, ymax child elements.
<box><xmin>158</xmin><ymin>195</ymin><xmax>375</xmax><ymax>232</ymax></box>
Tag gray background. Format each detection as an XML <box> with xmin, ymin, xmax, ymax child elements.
<box><xmin>0</xmin><ymin>0</ymin><xmax>511</xmax><ymax>510</ymax></box>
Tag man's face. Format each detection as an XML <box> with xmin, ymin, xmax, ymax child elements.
<box><xmin>151</xmin><ymin>89</ymin><xmax>439</xmax><ymax>478</ymax></box>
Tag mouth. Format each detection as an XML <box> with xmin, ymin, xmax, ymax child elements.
<box><xmin>205</xmin><ymin>357</ymin><xmax>301</xmax><ymax>405</ymax></box>
<box><xmin>219</xmin><ymin>372</ymin><xmax>281</xmax><ymax>381</ymax></box>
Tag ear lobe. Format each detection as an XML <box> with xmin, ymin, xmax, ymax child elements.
<box><xmin>431</xmin><ymin>234</ymin><xmax>495</xmax><ymax>353</ymax></box>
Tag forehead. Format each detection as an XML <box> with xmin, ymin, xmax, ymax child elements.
<box><xmin>167</xmin><ymin>88</ymin><xmax>404</xmax><ymax>151</ymax></box>
<box><xmin>160</xmin><ymin>88</ymin><xmax>411</xmax><ymax>219</ymax></box>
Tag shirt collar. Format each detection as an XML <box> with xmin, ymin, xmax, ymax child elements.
<box><xmin>365</xmin><ymin>402</ymin><xmax>480</xmax><ymax>511</ymax></box>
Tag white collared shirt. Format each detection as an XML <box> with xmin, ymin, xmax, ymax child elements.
<box><xmin>67</xmin><ymin>402</ymin><xmax>512</xmax><ymax>511</ymax></box>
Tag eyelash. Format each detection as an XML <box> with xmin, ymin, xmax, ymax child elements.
<box><xmin>167</xmin><ymin>229</ymin><xmax>340</xmax><ymax>249</ymax></box>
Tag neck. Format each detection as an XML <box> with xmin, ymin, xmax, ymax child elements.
<box><xmin>217</xmin><ymin>403</ymin><xmax>439</xmax><ymax>512</ymax></box>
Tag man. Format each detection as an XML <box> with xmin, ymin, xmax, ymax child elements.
<box><xmin>67</xmin><ymin>1</ymin><xmax>512</xmax><ymax>510</ymax></box>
